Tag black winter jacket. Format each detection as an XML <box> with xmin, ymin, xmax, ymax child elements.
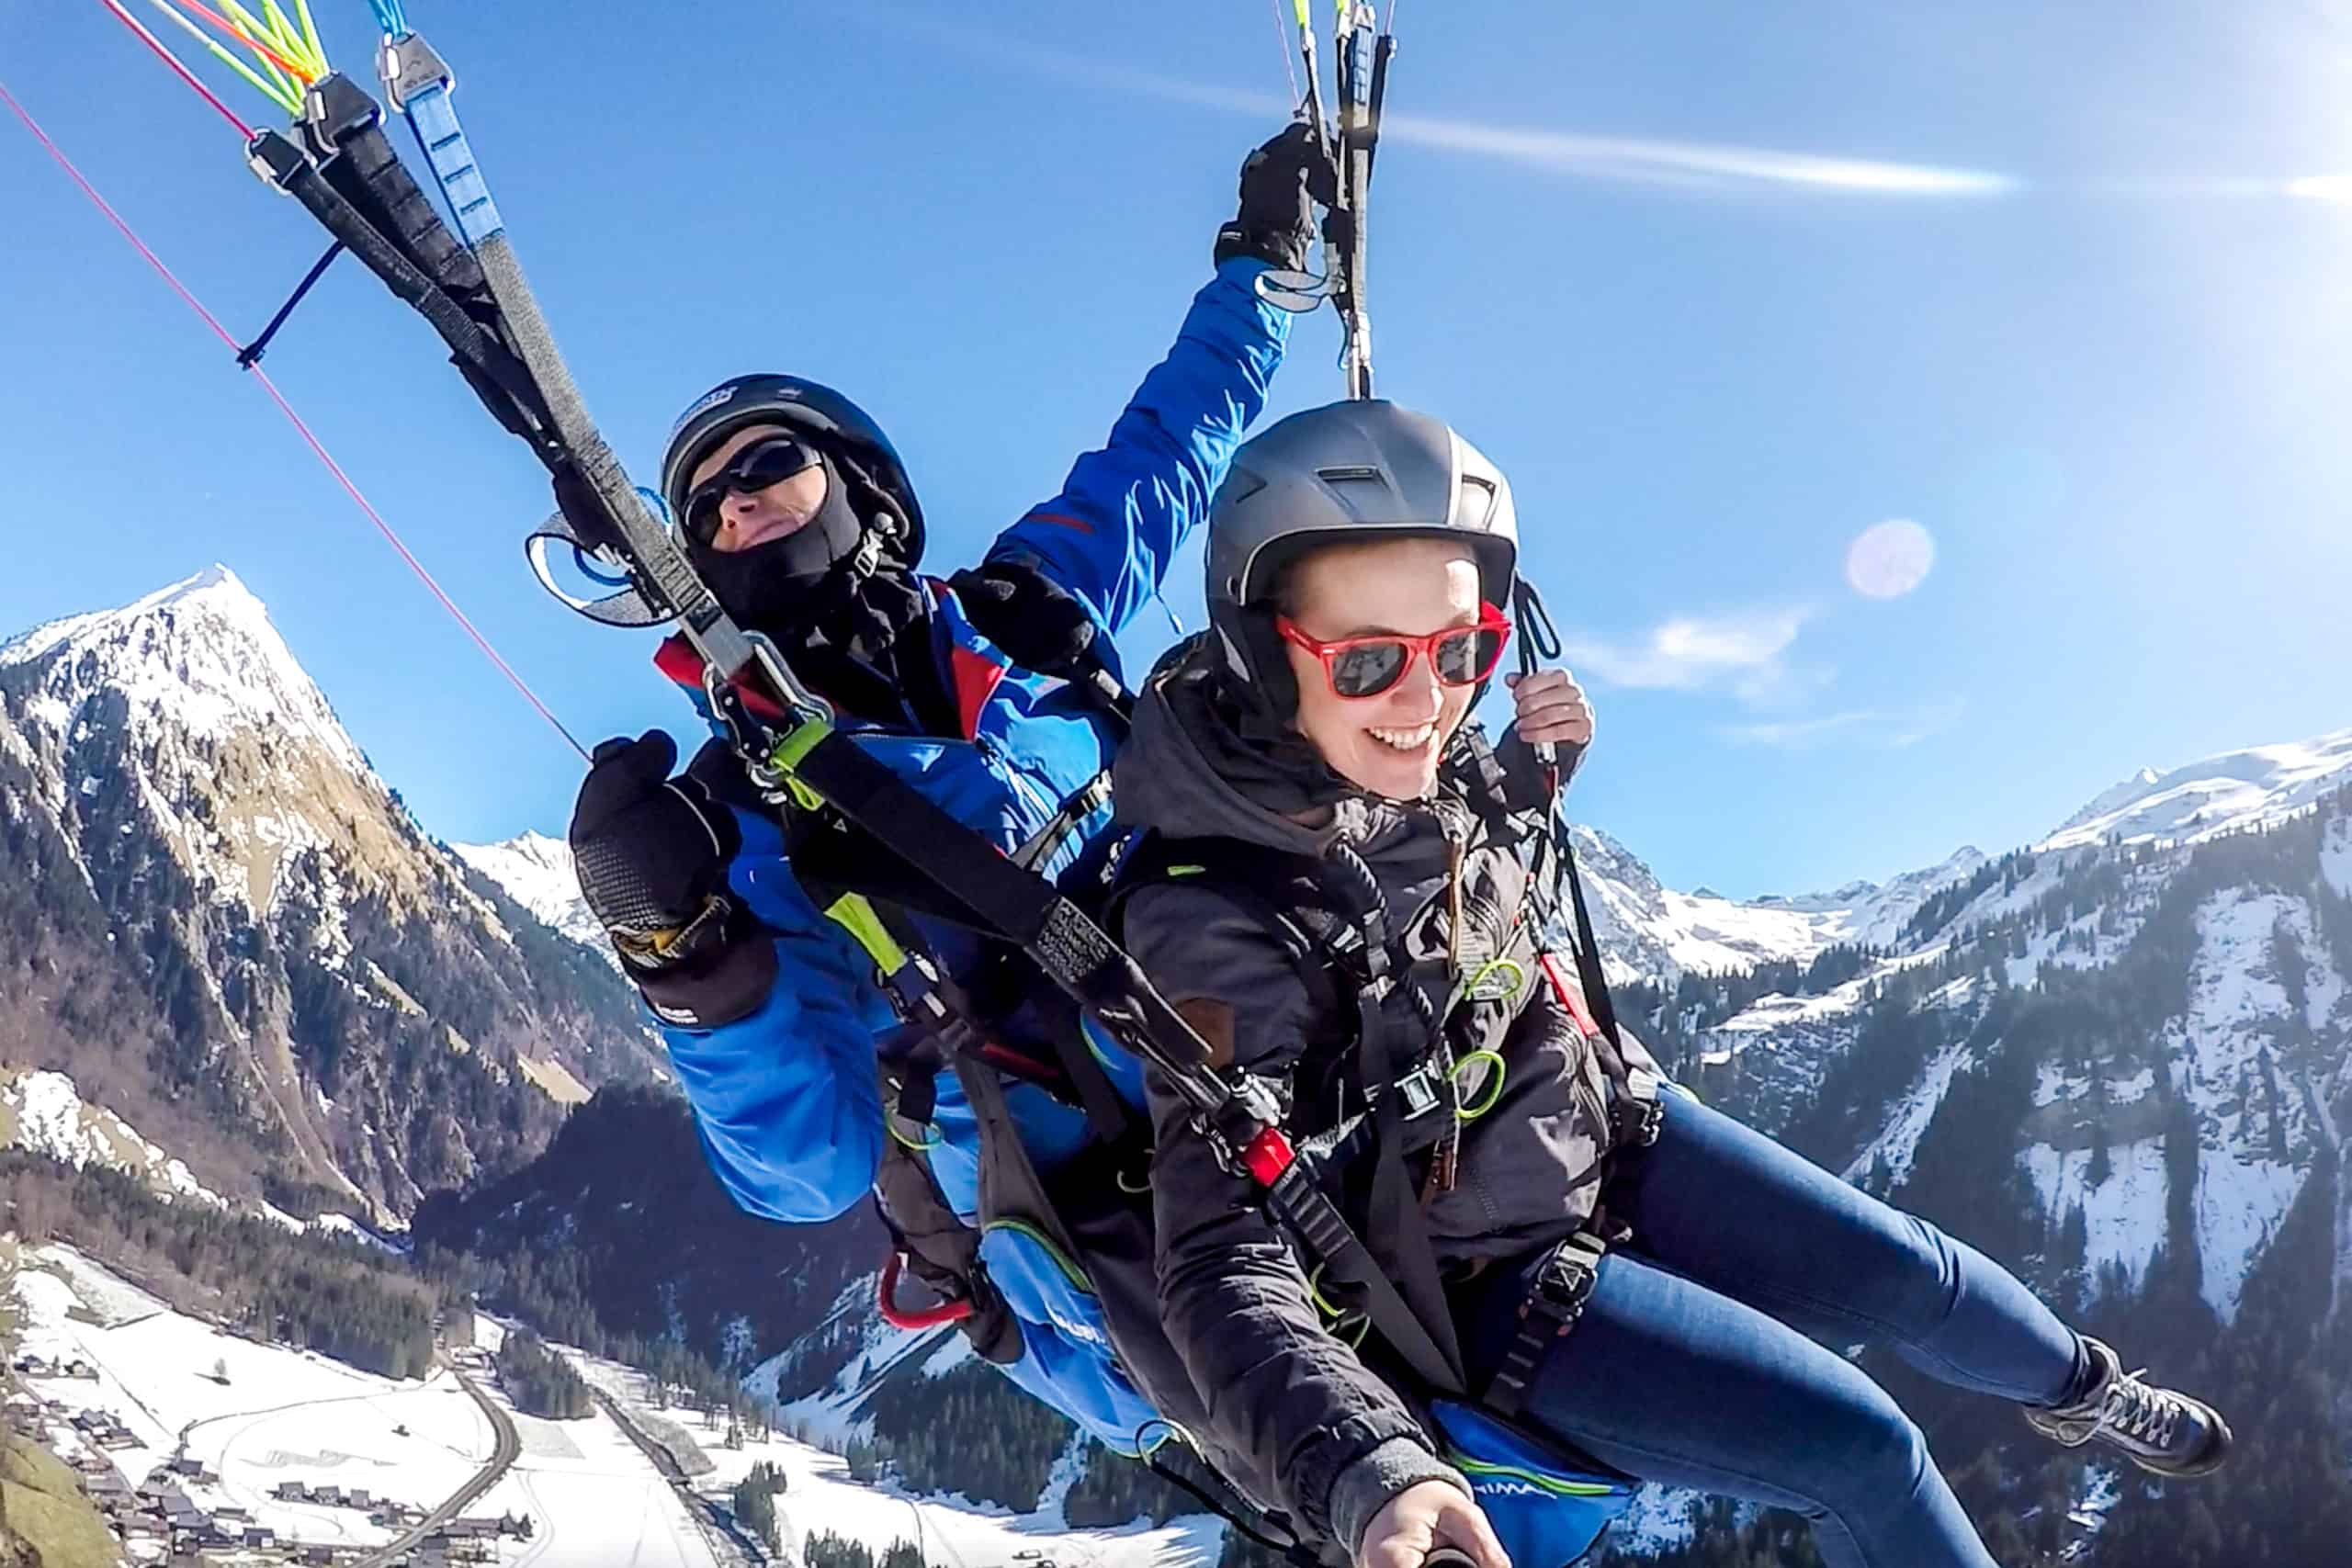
<box><xmin>1112</xmin><ymin>641</ymin><xmax>1646</xmax><ymax>1556</ymax></box>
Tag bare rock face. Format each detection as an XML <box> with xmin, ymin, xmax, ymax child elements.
<box><xmin>0</xmin><ymin>568</ymin><xmax>659</xmax><ymax>1221</ymax></box>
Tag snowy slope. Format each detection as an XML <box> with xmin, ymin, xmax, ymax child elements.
<box><xmin>2041</xmin><ymin>727</ymin><xmax>2352</xmax><ymax>852</ymax></box>
<box><xmin>1</xmin><ymin>565</ymin><xmax>368</xmax><ymax>781</ymax></box>
<box><xmin>454</xmin><ymin>831</ymin><xmax>611</xmax><ymax>963</ymax></box>
<box><xmin>0</xmin><ymin>1067</ymin><xmax>223</xmax><ymax>1206</ymax></box>
<box><xmin>571</xmin><ymin>1336</ymin><xmax>1222</xmax><ymax>1568</ymax></box>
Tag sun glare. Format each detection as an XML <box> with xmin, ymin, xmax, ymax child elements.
<box><xmin>2286</xmin><ymin>174</ymin><xmax>2352</xmax><ymax>201</ymax></box>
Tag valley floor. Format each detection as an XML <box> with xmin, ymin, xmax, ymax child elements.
<box><xmin>9</xmin><ymin>1244</ymin><xmax>720</xmax><ymax>1566</ymax></box>
<box><xmin>10</xmin><ymin>1247</ymin><xmax>1225</xmax><ymax>1568</ymax></box>
<box><xmin>560</xmin><ymin>1338</ymin><xmax>1225</xmax><ymax>1568</ymax></box>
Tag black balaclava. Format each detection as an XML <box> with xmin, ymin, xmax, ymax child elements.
<box><xmin>689</xmin><ymin>449</ymin><xmax>947</xmax><ymax>731</ymax></box>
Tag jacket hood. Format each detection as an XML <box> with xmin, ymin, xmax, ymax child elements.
<box><xmin>1114</xmin><ymin>634</ymin><xmax>1446</xmax><ymax>857</ymax></box>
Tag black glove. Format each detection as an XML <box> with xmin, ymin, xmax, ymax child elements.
<box><xmin>1215</xmin><ymin>121</ymin><xmax>1338</xmax><ymax>272</ymax></box>
<box><xmin>948</xmin><ymin>555</ymin><xmax>1117</xmax><ymax>692</ymax></box>
<box><xmin>570</xmin><ymin>731</ymin><xmax>775</xmax><ymax>1027</ymax></box>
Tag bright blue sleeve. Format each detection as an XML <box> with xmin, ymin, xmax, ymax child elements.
<box><xmin>657</xmin><ymin>828</ymin><xmax>893</xmax><ymax>1224</ymax></box>
<box><xmin>993</xmin><ymin>257</ymin><xmax>1290</xmax><ymax>641</ymax></box>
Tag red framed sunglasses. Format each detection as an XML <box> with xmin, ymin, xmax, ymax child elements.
<box><xmin>1274</xmin><ymin>602</ymin><xmax>1512</xmax><ymax>700</ymax></box>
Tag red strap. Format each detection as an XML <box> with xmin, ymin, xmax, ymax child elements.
<box><xmin>876</xmin><ymin>1251</ymin><xmax>974</xmax><ymax>1332</ymax></box>
<box><xmin>1539</xmin><ymin>952</ymin><xmax>1603</xmax><ymax>1038</ymax></box>
<box><xmin>653</xmin><ymin>633</ymin><xmax>789</xmax><ymax>721</ymax></box>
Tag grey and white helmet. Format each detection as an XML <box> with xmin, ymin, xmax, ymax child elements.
<box><xmin>1205</xmin><ymin>400</ymin><xmax>1519</xmax><ymax>698</ymax></box>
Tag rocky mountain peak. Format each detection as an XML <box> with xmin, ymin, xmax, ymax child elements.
<box><xmin>0</xmin><ymin>570</ymin><xmax>659</xmax><ymax>1219</ymax></box>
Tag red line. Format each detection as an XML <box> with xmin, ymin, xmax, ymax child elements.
<box><xmin>171</xmin><ymin>0</ymin><xmax>312</xmax><ymax>84</ymax></box>
<box><xmin>1</xmin><ymin>74</ymin><xmax>589</xmax><ymax>763</ymax></box>
<box><xmin>95</xmin><ymin>0</ymin><xmax>254</xmax><ymax>141</ymax></box>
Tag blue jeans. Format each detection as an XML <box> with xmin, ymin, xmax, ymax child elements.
<box><xmin>1461</xmin><ymin>1093</ymin><xmax>2087</xmax><ymax>1568</ymax></box>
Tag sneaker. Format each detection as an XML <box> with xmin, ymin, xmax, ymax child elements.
<box><xmin>2022</xmin><ymin>1338</ymin><xmax>2232</xmax><ymax>1478</ymax></box>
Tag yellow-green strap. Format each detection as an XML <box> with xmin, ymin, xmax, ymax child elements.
<box><xmin>822</xmin><ymin>893</ymin><xmax>909</xmax><ymax>974</ymax></box>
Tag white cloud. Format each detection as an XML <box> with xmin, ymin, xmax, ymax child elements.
<box><xmin>873</xmin><ymin>11</ymin><xmax>2018</xmax><ymax>197</ymax></box>
<box><xmin>1558</xmin><ymin>607</ymin><xmax>1813</xmax><ymax>700</ymax></box>
<box><xmin>1376</xmin><ymin>111</ymin><xmax>2018</xmax><ymax>197</ymax></box>
<box><xmin>1719</xmin><ymin>698</ymin><xmax>1967</xmax><ymax>750</ymax></box>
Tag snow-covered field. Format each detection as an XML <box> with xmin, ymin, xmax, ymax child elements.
<box><xmin>12</xmin><ymin>1244</ymin><xmax>469</xmax><ymax>1553</ymax></box>
<box><xmin>6</xmin><ymin>1247</ymin><xmax>734</xmax><ymax>1566</ymax></box>
<box><xmin>463</xmin><ymin>1365</ymin><xmax>724</xmax><ymax>1568</ymax></box>
<box><xmin>570</xmin><ymin>1335</ymin><xmax>1224</xmax><ymax>1568</ymax></box>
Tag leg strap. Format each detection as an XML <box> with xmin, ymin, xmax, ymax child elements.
<box><xmin>1486</xmin><ymin>1232</ymin><xmax>1608</xmax><ymax>1418</ymax></box>
<box><xmin>1611</xmin><ymin>1066</ymin><xmax>1665</xmax><ymax>1151</ymax></box>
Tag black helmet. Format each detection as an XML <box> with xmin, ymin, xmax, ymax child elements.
<box><xmin>660</xmin><ymin>374</ymin><xmax>926</xmax><ymax>569</ymax></box>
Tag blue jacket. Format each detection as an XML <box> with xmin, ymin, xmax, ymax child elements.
<box><xmin>652</xmin><ymin>259</ymin><xmax>1289</xmax><ymax>1448</ymax></box>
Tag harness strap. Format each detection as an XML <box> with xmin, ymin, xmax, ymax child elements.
<box><xmin>1485</xmin><ymin>1231</ymin><xmax>1608</xmax><ymax>1418</ymax></box>
<box><xmin>1012</xmin><ymin>768</ymin><xmax>1114</xmax><ymax>873</ymax></box>
<box><xmin>1555</xmin><ymin>845</ymin><xmax>1663</xmax><ymax>1151</ymax></box>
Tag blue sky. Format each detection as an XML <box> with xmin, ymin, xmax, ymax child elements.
<box><xmin>4</xmin><ymin>0</ymin><xmax>2349</xmax><ymax>897</ymax></box>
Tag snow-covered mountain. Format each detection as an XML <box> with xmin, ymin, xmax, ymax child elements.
<box><xmin>0</xmin><ymin>567</ymin><xmax>659</xmax><ymax>1218</ymax></box>
<box><xmin>1675</xmin><ymin>731</ymin><xmax>2352</xmax><ymax>1262</ymax></box>
<box><xmin>1618</xmin><ymin>741</ymin><xmax>2352</xmax><ymax>1561</ymax></box>
<box><xmin>2040</xmin><ymin>727</ymin><xmax>2352</xmax><ymax>852</ymax></box>
<box><xmin>1572</xmin><ymin>824</ymin><xmax>1986</xmax><ymax>984</ymax></box>
<box><xmin>453</xmin><ymin>830</ymin><xmax>609</xmax><ymax>962</ymax></box>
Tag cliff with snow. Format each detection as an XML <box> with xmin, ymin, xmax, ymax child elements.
<box><xmin>0</xmin><ymin>568</ymin><xmax>658</xmax><ymax>1219</ymax></box>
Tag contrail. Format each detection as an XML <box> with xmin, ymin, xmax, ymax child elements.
<box><xmin>854</xmin><ymin>8</ymin><xmax>2019</xmax><ymax>197</ymax></box>
<box><xmin>1374</xmin><ymin>109</ymin><xmax>2017</xmax><ymax>196</ymax></box>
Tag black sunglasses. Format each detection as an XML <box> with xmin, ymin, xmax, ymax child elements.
<box><xmin>683</xmin><ymin>435</ymin><xmax>821</xmax><ymax>542</ymax></box>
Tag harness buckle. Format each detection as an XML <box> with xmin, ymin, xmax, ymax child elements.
<box><xmin>1487</xmin><ymin>1232</ymin><xmax>1606</xmax><ymax>1417</ymax></box>
<box><xmin>1611</xmin><ymin>1071</ymin><xmax>1665</xmax><ymax>1150</ymax></box>
<box><xmin>1521</xmin><ymin>1235</ymin><xmax>1603</xmax><ymax>1334</ymax></box>
<box><xmin>1393</xmin><ymin>1062</ymin><xmax>1444</xmax><ymax>1122</ymax></box>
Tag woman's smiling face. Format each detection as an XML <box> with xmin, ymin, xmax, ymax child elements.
<box><xmin>1278</xmin><ymin>535</ymin><xmax>1484</xmax><ymax>801</ymax></box>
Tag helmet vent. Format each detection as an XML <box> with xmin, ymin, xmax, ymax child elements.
<box><xmin>1459</xmin><ymin>474</ymin><xmax>1498</xmax><ymax>532</ymax></box>
<box><xmin>1317</xmin><ymin>465</ymin><xmax>1396</xmax><ymax>520</ymax></box>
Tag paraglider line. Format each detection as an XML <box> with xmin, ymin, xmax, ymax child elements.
<box><xmin>96</xmin><ymin>0</ymin><xmax>255</xmax><ymax>137</ymax></box>
<box><xmin>132</xmin><ymin>0</ymin><xmax>301</xmax><ymax>115</ymax></box>
<box><xmin>0</xmin><ymin>75</ymin><xmax>590</xmax><ymax>763</ymax></box>
<box><xmin>1269</xmin><ymin>0</ymin><xmax>1301</xmax><ymax>101</ymax></box>
<box><xmin>164</xmin><ymin>0</ymin><xmax>315</xmax><ymax>84</ymax></box>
